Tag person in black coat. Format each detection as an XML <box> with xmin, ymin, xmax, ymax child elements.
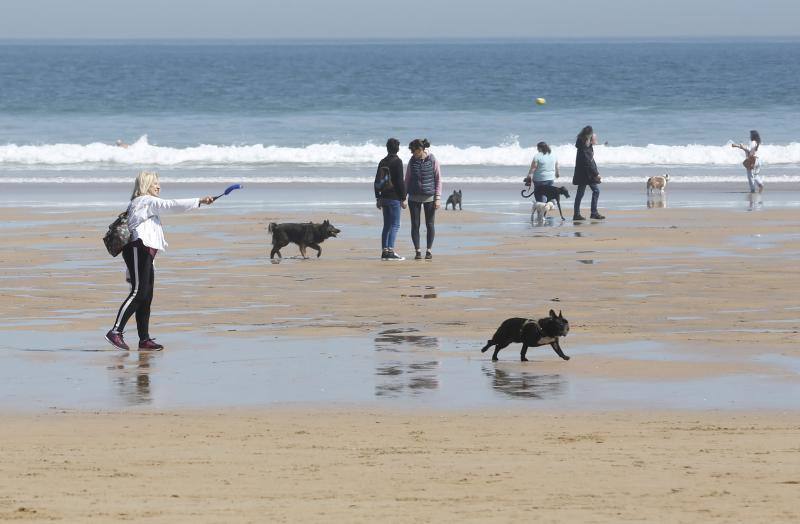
<box><xmin>375</xmin><ymin>138</ymin><xmax>407</xmax><ymax>260</ymax></box>
<box><xmin>572</xmin><ymin>125</ymin><xmax>605</xmax><ymax>221</ymax></box>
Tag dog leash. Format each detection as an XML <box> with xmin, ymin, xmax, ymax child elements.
<box><xmin>521</xmin><ymin>184</ymin><xmax>535</xmax><ymax>199</ymax></box>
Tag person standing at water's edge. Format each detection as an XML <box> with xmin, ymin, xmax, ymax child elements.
<box><xmin>375</xmin><ymin>138</ymin><xmax>407</xmax><ymax>260</ymax></box>
<box><xmin>732</xmin><ymin>130</ymin><xmax>764</xmax><ymax>193</ymax></box>
<box><xmin>405</xmin><ymin>139</ymin><xmax>442</xmax><ymax>260</ymax></box>
<box><xmin>572</xmin><ymin>126</ymin><xmax>604</xmax><ymax>221</ymax></box>
<box><xmin>525</xmin><ymin>141</ymin><xmax>560</xmax><ymax>203</ymax></box>
<box><xmin>105</xmin><ymin>171</ymin><xmax>214</xmax><ymax>351</ymax></box>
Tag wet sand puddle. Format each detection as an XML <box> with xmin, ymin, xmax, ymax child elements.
<box><xmin>728</xmin><ymin>232</ymin><xmax>800</xmax><ymax>250</ymax></box>
<box><xmin>2</xmin><ymin>330</ymin><xmax>800</xmax><ymax>411</ymax></box>
<box><xmin>531</xmin><ymin>231</ymin><xmax>586</xmax><ymax>238</ymax></box>
<box><xmin>398</xmin><ymin>287</ymin><xmax>492</xmax><ymax>300</ymax></box>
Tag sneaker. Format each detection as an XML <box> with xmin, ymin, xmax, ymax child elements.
<box><xmin>425</xmin><ymin>251</ymin><xmax>433</xmax><ymax>260</ymax></box>
<box><xmin>590</xmin><ymin>213</ymin><xmax>606</xmax><ymax>220</ymax></box>
<box><xmin>385</xmin><ymin>251</ymin><xmax>405</xmax><ymax>261</ymax></box>
<box><xmin>381</xmin><ymin>250</ymin><xmax>389</xmax><ymax>260</ymax></box>
<box><xmin>105</xmin><ymin>330</ymin><xmax>130</xmax><ymax>351</ymax></box>
<box><xmin>414</xmin><ymin>251</ymin><xmax>422</xmax><ymax>260</ymax></box>
<box><xmin>138</xmin><ymin>338</ymin><xmax>164</xmax><ymax>351</ymax></box>
<box><xmin>573</xmin><ymin>214</ymin><xmax>586</xmax><ymax>221</ymax></box>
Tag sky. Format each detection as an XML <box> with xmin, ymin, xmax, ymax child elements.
<box><xmin>0</xmin><ymin>0</ymin><xmax>798</xmax><ymax>40</ymax></box>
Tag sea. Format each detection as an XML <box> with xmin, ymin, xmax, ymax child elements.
<box><xmin>2</xmin><ymin>40</ymin><xmax>799</xmax><ymax>210</ymax></box>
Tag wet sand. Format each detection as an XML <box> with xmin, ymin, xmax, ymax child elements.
<box><xmin>1</xmin><ymin>201</ymin><xmax>800</xmax><ymax>521</ymax></box>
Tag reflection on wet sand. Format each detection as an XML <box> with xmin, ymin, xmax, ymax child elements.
<box><xmin>483</xmin><ymin>364</ymin><xmax>565</xmax><ymax>400</ymax></box>
<box><xmin>374</xmin><ymin>328</ymin><xmax>440</xmax><ymax>398</ymax></box>
<box><xmin>747</xmin><ymin>192</ymin><xmax>763</xmax><ymax>211</ymax></box>
<box><xmin>374</xmin><ymin>327</ymin><xmax>439</xmax><ymax>351</ymax></box>
<box><xmin>375</xmin><ymin>361</ymin><xmax>440</xmax><ymax>398</ymax></box>
<box><xmin>108</xmin><ymin>352</ymin><xmax>155</xmax><ymax>406</ymax></box>
<box><xmin>647</xmin><ymin>195</ymin><xmax>668</xmax><ymax>209</ymax></box>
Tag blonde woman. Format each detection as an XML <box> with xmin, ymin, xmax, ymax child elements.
<box><xmin>105</xmin><ymin>171</ymin><xmax>214</xmax><ymax>351</ymax></box>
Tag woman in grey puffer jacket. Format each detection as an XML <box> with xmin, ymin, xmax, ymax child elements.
<box><xmin>405</xmin><ymin>138</ymin><xmax>442</xmax><ymax>260</ymax></box>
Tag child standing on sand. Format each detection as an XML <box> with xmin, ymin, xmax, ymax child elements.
<box><xmin>105</xmin><ymin>171</ymin><xmax>214</xmax><ymax>351</ymax></box>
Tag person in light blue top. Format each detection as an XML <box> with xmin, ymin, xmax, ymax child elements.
<box><xmin>525</xmin><ymin>141</ymin><xmax>560</xmax><ymax>203</ymax></box>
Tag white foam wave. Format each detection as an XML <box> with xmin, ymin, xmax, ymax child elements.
<box><xmin>2</xmin><ymin>136</ymin><xmax>800</xmax><ymax>168</ymax></box>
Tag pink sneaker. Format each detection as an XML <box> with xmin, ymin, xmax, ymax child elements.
<box><xmin>105</xmin><ymin>330</ymin><xmax>130</xmax><ymax>351</ymax></box>
<box><xmin>138</xmin><ymin>338</ymin><xmax>164</xmax><ymax>351</ymax></box>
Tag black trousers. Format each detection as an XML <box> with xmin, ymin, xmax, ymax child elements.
<box><xmin>409</xmin><ymin>200</ymin><xmax>436</xmax><ymax>250</ymax></box>
<box><xmin>112</xmin><ymin>239</ymin><xmax>155</xmax><ymax>341</ymax></box>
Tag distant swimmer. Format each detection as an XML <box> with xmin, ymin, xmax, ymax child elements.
<box><xmin>115</xmin><ymin>139</ymin><xmax>129</xmax><ymax>148</ymax></box>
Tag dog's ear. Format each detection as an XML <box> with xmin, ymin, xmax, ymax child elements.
<box><xmin>549</xmin><ymin>309</ymin><xmax>557</xmax><ymax>318</ymax></box>
<box><xmin>558</xmin><ymin>310</ymin><xmax>563</xmax><ymax>319</ymax></box>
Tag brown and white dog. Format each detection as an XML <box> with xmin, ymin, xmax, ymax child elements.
<box><xmin>646</xmin><ymin>173</ymin><xmax>670</xmax><ymax>196</ymax></box>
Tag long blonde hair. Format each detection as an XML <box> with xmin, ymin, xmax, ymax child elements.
<box><xmin>130</xmin><ymin>170</ymin><xmax>159</xmax><ymax>200</ymax></box>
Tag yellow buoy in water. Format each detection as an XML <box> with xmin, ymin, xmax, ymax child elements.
<box><xmin>535</xmin><ymin>97</ymin><xmax>546</xmax><ymax>106</ymax></box>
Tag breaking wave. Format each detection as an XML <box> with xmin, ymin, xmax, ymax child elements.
<box><xmin>2</xmin><ymin>135</ymin><xmax>800</xmax><ymax>168</ymax></box>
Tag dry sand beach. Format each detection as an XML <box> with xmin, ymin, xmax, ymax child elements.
<box><xmin>2</xmin><ymin>199</ymin><xmax>800</xmax><ymax>522</ymax></box>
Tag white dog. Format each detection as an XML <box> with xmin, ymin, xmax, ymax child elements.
<box><xmin>532</xmin><ymin>201</ymin><xmax>555</xmax><ymax>223</ymax></box>
<box><xmin>646</xmin><ymin>173</ymin><xmax>670</xmax><ymax>196</ymax></box>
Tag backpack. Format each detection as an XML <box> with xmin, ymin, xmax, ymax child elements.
<box><xmin>103</xmin><ymin>211</ymin><xmax>131</xmax><ymax>257</ymax></box>
<box><xmin>374</xmin><ymin>164</ymin><xmax>394</xmax><ymax>197</ymax></box>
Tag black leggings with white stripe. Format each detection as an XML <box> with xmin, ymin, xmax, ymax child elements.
<box><xmin>112</xmin><ymin>239</ymin><xmax>155</xmax><ymax>342</ymax></box>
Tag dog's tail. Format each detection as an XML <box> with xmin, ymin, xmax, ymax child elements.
<box><xmin>480</xmin><ymin>340</ymin><xmax>493</xmax><ymax>353</ymax></box>
<box><xmin>268</xmin><ymin>222</ymin><xmax>277</xmax><ymax>234</ymax></box>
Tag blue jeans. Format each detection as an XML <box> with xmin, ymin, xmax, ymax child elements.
<box><xmin>574</xmin><ymin>183</ymin><xmax>600</xmax><ymax>216</ymax></box>
<box><xmin>381</xmin><ymin>199</ymin><xmax>402</xmax><ymax>250</ymax></box>
<box><xmin>745</xmin><ymin>159</ymin><xmax>763</xmax><ymax>193</ymax></box>
<box><xmin>533</xmin><ymin>180</ymin><xmax>554</xmax><ymax>203</ymax></box>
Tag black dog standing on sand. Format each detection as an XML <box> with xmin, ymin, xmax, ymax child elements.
<box><xmin>445</xmin><ymin>189</ymin><xmax>462</xmax><ymax>210</ymax></box>
<box><xmin>481</xmin><ymin>310</ymin><xmax>570</xmax><ymax>362</ymax></box>
<box><xmin>268</xmin><ymin>220</ymin><xmax>340</xmax><ymax>260</ymax></box>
